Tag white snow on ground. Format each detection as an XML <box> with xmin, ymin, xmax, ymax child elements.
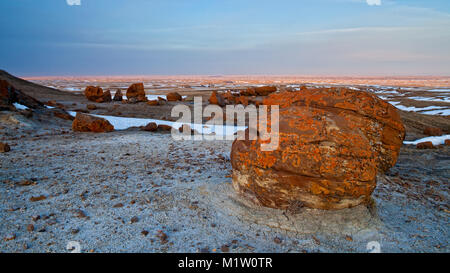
<box><xmin>12</xmin><ymin>103</ymin><xmax>29</xmax><ymax>110</ymax></box>
<box><xmin>68</xmin><ymin>111</ymin><xmax>246</xmax><ymax>136</ymax></box>
<box><xmin>427</xmin><ymin>89</ymin><xmax>450</xmax><ymax>93</ymax></box>
<box><xmin>388</xmin><ymin>101</ymin><xmax>447</xmax><ymax>112</ymax></box>
<box><xmin>419</xmin><ymin>109</ymin><xmax>450</xmax><ymax>115</ymax></box>
<box><xmin>408</xmin><ymin>96</ymin><xmax>450</xmax><ymax>103</ymax></box>
<box><xmin>404</xmin><ymin>135</ymin><xmax>450</xmax><ymax>146</ymax></box>
<box><xmin>63</xmin><ymin>87</ymin><xmax>81</xmax><ymax>91</ymax></box>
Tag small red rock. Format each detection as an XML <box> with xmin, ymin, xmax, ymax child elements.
<box><xmin>0</xmin><ymin>142</ymin><xmax>11</xmax><ymax>153</ymax></box>
<box><xmin>30</xmin><ymin>195</ymin><xmax>47</xmax><ymax>202</ymax></box>
<box><xmin>142</xmin><ymin>122</ymin><xmax>158</xmax><ymax>132</ymax></box>
<box><xmin>416</xmin><ymin>141</ymin><xmax>435</xmax><ymax>149</ymax></box>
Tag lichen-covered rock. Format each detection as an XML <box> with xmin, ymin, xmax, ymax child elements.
<box><xmin>166</xmin><ymin>92</ymin><xmax>182</xmax><ymax>102</ymax></box>
<box><xmin>72</xmin><ymin>112</ymin><xmax>114</xmax><ymax>133</ymax></box>
<box><xmin>84</xmin><ymin>86</ymin><xmax>111</xmax><ymax>103</ymax></box>
<box><xmin>126</xmin><ymin>83</ymin><xmax>147</xmax><ymax>103</ymax></box>
<box><xmin>231</xmin><ymin>87</ymin><xmax>405</xmax><ymax>210</ymax></box>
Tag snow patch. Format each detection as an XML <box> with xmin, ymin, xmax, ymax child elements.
<box><xmin>404</xmin><ymin>135</ymin><xmax>450</xmax><ymax>146</ymax></box>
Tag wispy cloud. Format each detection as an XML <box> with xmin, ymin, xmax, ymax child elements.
<box><xmin>366</xmin><ymin>0</ymin><xmax>381</xmax><ymax>6</ymax></box>
<box><xmin>66</xmin><ymin>0</ymin><xmax>81</xmax><ymax>6</ymax></box>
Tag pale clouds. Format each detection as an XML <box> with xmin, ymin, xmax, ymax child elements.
<box><xmin>66</xmin><ymin>0</ymin><xmax>81</xmax><ymax>6</ymax></box>
<box><xmin>367</xmin><ymin>0</ymin><xmax>381</xmax><ymax>6</ymax></box>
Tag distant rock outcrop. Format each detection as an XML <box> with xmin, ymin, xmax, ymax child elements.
<box><xmin>166</xmin><ymin>92</ymin><xmax>182</xmax><ymax>102</ymax></box>
<box><xmin>113</xmin><ymin>89</ymin><xmax>123</xmax><ymax>101</ymax></box>
<box><xmin>126</xmin><ymin>83</ymin><xmax>147</xmax><ymax>103</ymax></box>
<box><xmin>84</xmin><ymin>86</ymin><xmax>112</xmax><ymax>103</ymax></box>
<box><xmin>209</xmin><ymin>91</ymin><xmax>225</xmax><ymax>106</ymax></box>
<box><xmin>240</xmin><ymin>86</ymin><xmax>277</xmax><ymax>96</ymax></box>
<box><xmin>230</xmin><ymin>87</ymin><xmax>405</xmax><ymax>210</ymax></box>
<box><xmin>72</xmin><ymin>112</ymin><xmax>114</xmax><ymax>133</ymax></box>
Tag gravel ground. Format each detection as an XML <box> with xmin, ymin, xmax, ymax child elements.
<box><xmin>1</xmin><ymin>128</ymin><xmax>448</xmax><ymax>253</ymax></box>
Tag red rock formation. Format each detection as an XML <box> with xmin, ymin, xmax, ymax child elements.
<box><xmin>241</xmin><ymin>86</ymin><xmax>277</xmax><ymax>96</ymax></box>
<box><xmin>147</xmin><ymin>100</ymin><xmax>159</xmax><ymax>106</ymax></box>
<box><xmin>166</xmin><ymin>92</ymin><xmax>182</xmax><ymax>102</ymax></box>
<box><xmin>416</xmin><ymin>141</ymin><xmax>435</xmax><ymax>149</ymax></box>
<box><xmin>209</xmin><ymin>91</ymin><xmax>225</xmax><ymax>106</ymax></box>
<box><xmin>113</xmin><ymin>89</ymin><xmax>123</xmax><ymax>101</ymax></box>
<box><xmin>86</xmin><ymin>104</ymin><xmax>97</xmax><ymax>110</ymax></box>
<box><xmin>141</xmin><ymin>122</ymin><xmax>158</xmax><ymax>132</ymax></box>
<box><xmin>423</xmin><ymin>127</ymin><xmax>442</xmax><ymax>136</ymax></box>
<box><xmin>126</xmin><ymin>83</ymin><xmax>147</xmax><ymax>103</ymax></box>
<box><xmin>72</xmin><ymin>112</ymin><xmax>114</xmax><ymax>133</ymax></box>
<box><xmin>84</xmin><ymin>86</ymin><xmax>112</xmax><ymax>103</ymax></box>
<box><xmin>230</xmin><ymin>88</ymin><xmax>405</xmax><ymax>210</ymax></box>
<box><xmin>157</xmin><ymin>124</ymin><xmax>173</xmax><ymax>131</ymax></box>
<box><xmin>445</xmin><ymin>139</ymin><xmax>450</xmax><ymax>146</ymax></box>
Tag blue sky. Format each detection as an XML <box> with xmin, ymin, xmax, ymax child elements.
<box><xmin>1</xmin><ymin>0</ymin><xmax>450</xmax><ymax>76</ymax></box>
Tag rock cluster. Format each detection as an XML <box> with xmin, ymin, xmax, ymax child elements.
<box><xmin>230</xmin><ymin>87</ymin><xmax>405</xmax><ymax>210</ymax></box>
<box><xmin>72</xmin><ymin>112</ymin><xmax>114</xmax><ymax>133</ymax></box>
<box><xmin>84</xmin><ymin>86</ymin><xmax>112</xmax><ymax>103</ymax></box>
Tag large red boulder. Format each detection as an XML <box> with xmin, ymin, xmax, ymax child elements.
<box><xmin>84</xmin><ymin>86</ymin><xmax>111</xmax><ymax>103</ymax></box>
<box><xmin>126</xmin><ymin>83</ymin><xmax>147</xmax><ymax>103</ymax></box>
<box><xmin>230</xmin><ymin>87</ymin><xmax>405</xmax><ymax>210</ymax></box>
<box><xmin>72</xmin><ymin>112</ymin><xmax>114</xmax><ymax>133</ymax></box>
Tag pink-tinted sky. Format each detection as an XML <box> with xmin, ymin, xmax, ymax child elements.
<box><xmin>1</xmin><ymin>0</ymin><xmax>450</xmax><ymax>76</ymax></box>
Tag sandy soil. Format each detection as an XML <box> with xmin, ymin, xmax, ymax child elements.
<box><xmin>0</xmin><ymin>71</ymin><xmax>449</xmax><ymax>253</ymax></box>
<box><xmin>0</xmin><ymin>127</ymin><xmax>448</xmax><ymax>253</ymax></box>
